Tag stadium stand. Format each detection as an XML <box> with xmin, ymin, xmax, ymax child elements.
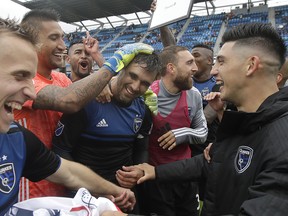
<box><xmin>56</xmin><ymin>2</ymin><xmax>288</xmax><ymax>69</ymax></box>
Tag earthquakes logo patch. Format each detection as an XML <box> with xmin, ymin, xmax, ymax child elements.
<box><xmin>55</xmin><ymin>121</ymin><xmax>65</xmax><ymax>136</ymax></box>
<box><xmin>0</xmin><ymin>163</ymin><xmax>15</xmax><ymax>193</ymax></box>
<box><xmin>133</xmin><ymin>117</ymin><xmax>143</xmax><ymax>133</ymax></box>
<box><xmin>201</xmin><ymin>87</ymin><xmax>210</xmax><ymax>98</ymax></box>
<box><xmin>234</xmin><ymin>146</ymin><xmax>253</xmax><ymax>173</ymax></box>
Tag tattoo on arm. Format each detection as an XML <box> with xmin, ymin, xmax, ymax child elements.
<box><xmin>33</xmin><ymin>70</ymin><xmax>112</xmax><ymax>113</ymax></box>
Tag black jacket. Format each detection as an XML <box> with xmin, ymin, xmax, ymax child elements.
<box><xmin>156</xmin><ymin>87</ymin><xmax>288</xmax><ymax>216</ymax></box>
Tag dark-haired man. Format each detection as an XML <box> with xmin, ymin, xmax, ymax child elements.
<box><xmin>0</xmin><ymin>17</ymin><xmax>136</xmax><ymax>215</ymax></box>
<box><xmin>52</xmin><ymin>51</ymin><xmax>161</xmax><ymax>214</ymax></box>
<box><xmin>118</xmin><ymin>45</ymin><xmax>208</xmax><ymax>216</ymax></box>
<box><xmin>134</xmin><ymin>22</ymin><xmax>288</xmax><ymax>215</ymax></box>
<box><xmin>67</xmin><ymin>36</ymin><xmax>105</xmax><ymax>82</ymax></box>
<box><xmin>14</xmin><ymin>8</ymin><xmax>154</xmax><ymax>203</ymax></box>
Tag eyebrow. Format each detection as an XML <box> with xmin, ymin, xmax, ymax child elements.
<box><xmin>12</xmin><ymin>70</ymin><xmax>34</xmax><ymax>78</ymax></box>
<box><xmin>216</xmin><ymin>55</ymin><xmax>224</xmax><ymax>61</ymax></box>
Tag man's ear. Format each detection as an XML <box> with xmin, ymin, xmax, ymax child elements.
<box><xmin>207</xmin><ymin>56</ymin><xmax>213</xmax><ymax>66</ymax></box>
<box><xmin>66</xmin><ymin>56</ymin><xmax>71</xmax><ymax>64</ymax></box>
<box><xmin>167</xmin><ymin>63</ymin><xmax>175</xmax><ymax>74</ymax></box>
<box><xmin>276</xmin><ymin>72</ymin><xmax>283</xmax><ymax>85</ymax></box>
<box><xmin>246</xmin><ymin>56</ymin><xmax>260</xmax><ymax>76</ymax></box>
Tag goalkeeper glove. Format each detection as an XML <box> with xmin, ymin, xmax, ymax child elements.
<box><xmin>103</xmin><ymin>43</ymin><xmax>154</xmax><ymax>75</ymax></box>
<box><xmin>144</xmin><ymin>88</ymin><xmax>158</xmax><ymax>116</ymax></box>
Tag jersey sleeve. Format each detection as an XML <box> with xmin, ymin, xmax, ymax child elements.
<box><xmin>156</xmin><ymin>154</ymin><xmax>205</xmax><ymax>182</ymax></box>
<box><xmin>52</xmin><ymin>109</ymin><xmax>87</xmax><ymax>160</ymax></box>
<box><xmin>173</xmin><ymin>89</ymin><xmax>208</xmax><ymax>145</ymax></box>
<box><xmin>21</xmin><ymin>126</ymin><xmax>61</xmax><ymax>182</ymax></box>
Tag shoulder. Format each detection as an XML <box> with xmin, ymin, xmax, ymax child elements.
<box><xmin>51</xmin><ymin>71</ymin><xmax>72</xmax><ymax>87</ymax></box>
<box><xmin>188</xmin><ymin>86</ymin><xmax>202</xmax><ymax>97</ymax></box>
<box><xmin>186</xmin><ymin>87</ymin><xmax>202</xmax><ymax>107</ymax></box>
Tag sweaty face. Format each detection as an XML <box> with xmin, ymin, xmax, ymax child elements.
<box><xmin>174</xmin><ymin>50</ymin><xmax>198</xmax><ymax>91</ymax></box>
<box><xmin>0</xmin><ymin>36</ymin><xmax>37</xmax><ymax>133</ymax></box>
<box><xmin>37</xmin><ymin>21</ymin><xmax>66</xmax><ymax>71</ymax></box>
<box><xmin>113</xmin><ymin>62</ymin><xmax>156</xmax><ymax>106</ymax></box>
<box><xmin>68</xmin><ymin>43</ymin><xmax>93</xmax><ymax>81</ymax></box>
<box><xmin>191</xmin><ymin>47</ymin><xmax>213</xmax><ymax>79</ymax></box>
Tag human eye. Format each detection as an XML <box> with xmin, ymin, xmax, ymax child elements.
<box><xmin>187</xmin><ymin>60</ymin><xmax>194</xmax><ymax>65</ymax></box>
<box><xmin>216</xmin><ymin>57</ymin><xmax>224</xmax><ymax>65</ymax></box>
<box><xmin>49</xmin><ymin>33</ymin><xmax>61</xmax><ymax>41</ymax></box>
<box><xmin>192</xmin><ymin>53</ymin><xmax>199</xmax><ymax>58</ymax></box>
<box><xmin>74</xmin><ymin>50</ymin><xmax>81</xmax><ymax>54</ymax></box>
<box><xmin>141</xmin><ymin>81</ymin><xmax>151</xmax><ymax>88</ymax></box>
<box><xmin>14</xmin><ymin>71</ymin><xmax>31</xmax><ymax>81</ymax></box>
<box><xmin>129</xmin><ymin>72</ymin><xmax>138</xmax><ymax>80</ymax></box>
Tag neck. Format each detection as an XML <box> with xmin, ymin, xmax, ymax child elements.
<box><xmin>236</xmin><ymin>85</ymin><xmax>279</xmax><ymax>112</ymax></box>
<box><xmin>161</xmin><ymin>77</ymin><xmax>180</xmax><ymax>94</ymax></box>
<box><xmin>193</xmin><ymin>70</ymin><xmax>212</xmax><ymax>82</ymax></box>
<box><xmin>37</xmin><ymin>64</ymin><xmax>53</xmax><ymax>79</ymax></box>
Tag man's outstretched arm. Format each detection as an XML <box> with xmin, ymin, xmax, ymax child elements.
<box><xmin>33</xmin><ymin>43</ymin><xmax>154</xmax><ymax>113</ymax></box>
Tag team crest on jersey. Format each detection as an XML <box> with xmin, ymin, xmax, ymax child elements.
<box><xmin>201</xmin><ymin>87</ymin><xmax>210</xmax><ymax>98</ymax></box>
<box><xmin>234</xmin><ymin>146</ymin><xmax>253</xmax><ymax>173</ymax></box>
<box><xmin>55</xmin><ymin>121</ymin><xmax>65</xmax><ymax>136</ymax></box>
<box><xmin>133</xmin><ymin>117</ymin><xmax>143</xmax><ymax>133</ymax></box>
<box><xmin>0</xmin><ymin>163</ymin><xmax>15</xmax><ymax>193</ymax></box>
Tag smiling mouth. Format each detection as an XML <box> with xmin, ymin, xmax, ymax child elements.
<box><xmin>54</xmin><ymin>54</ymin><xmax>64</xmax><ymax>59</ymax></box>
<box><xmin>4</xmin><ymin>102</ymin><xmax>22</xmax><ymax>114</ymax></box>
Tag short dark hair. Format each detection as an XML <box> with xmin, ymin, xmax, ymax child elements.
<box><xmin>0</xmin><ymin>18</ymin><xmax>37</xmax><ymax>45</ymax></box>
<box><xmin>192</xmin><ymin>43</ymin><xmax>214</xmax><ymax>60</ymax></box>
<box><xmin>68</xmin><ymin>39</ymin><xmax>83</xmax><ymax>52</ymax></box>
<box><xmin>222</xmin><ymin>22</ymin><xmax>286</xmax><ymax>67</ymax></box>
<box><xmin>130</xmin><ymin>52</ymin><xmax>162</xmax><ymax>77</ymax></box>
<box><xmin>192</xmin><ymin>43</ymin><xmax>213</xmax><ymax>52</ymax></box>
<box><xmin>21</xmin><ymin>8</ymin><xmax>60</xmax><ymax>34</ymax></box>
<box><xmin>159</xmin><ymin>45</ymin><xmax>189</xmax><ymax>76</ymax></box>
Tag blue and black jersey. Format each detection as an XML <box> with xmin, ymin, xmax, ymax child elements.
<box><xmin>53</xmin><ymin>98</ymin><xmax>152</xmax><ymax>184</ymax></box>
<box><xmin>0</xmin><ymin>122</ymin><xmax>60</xmax><ymax>215</ymax></box>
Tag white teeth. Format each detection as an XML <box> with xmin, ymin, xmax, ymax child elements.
<box><xmin>6</xmin><ymin>102</ymin><xmax>22</xmax><ymax>111</ymax></box>
<box><xmin>126</xmin><ymin>88</ymin><xmax>133</xmax><ymax>95</ymax></box>
<box><xmin>55</xmin><ymin>54</ymin><xmax>64</xmax><ymax>58</ymax></box>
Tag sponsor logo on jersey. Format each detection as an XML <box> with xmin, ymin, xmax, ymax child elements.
<box><xmin>234</xmin><ymin>146</ymin><xmax>253</xmax><ymax>173</ymax></box>
<box><xmin>96</xmin><ymin>119</ymin><xmax>108</xmax><ymax>127</ymax></box>
<box><xmin>55</xmin><ymin>121</ymin><xmax>65</xmax><ymax>136</ymax></box>
<box><xmin>0</xmin><ymin>163</ymin><xmax>15</xmax><ymax>193</ymax></box>
<box><xmin>133</xmin><ymin>117</ymin><xmax>143</xmax><ymax>133</ymax></box>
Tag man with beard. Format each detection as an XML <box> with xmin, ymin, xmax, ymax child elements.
<box><xmin>67</xmin><ymin>37</ymin><xmax>105</xmax><ymax>82</ymax></box>
<box><xmin>0</xmin><ymin>17</ymin><xmax>136</xmax><ymax>215</ymax></box>
<box><xmin>14</xmin><ymin>8</ymin><xmax>154</xmax><ymax>204</ymax></box>
<box><xmin>52</xmin><ymin>50</ymin><xmax>161</xmax><ymax>214</ymax></box>
<box><xmin>117</xmin><ymin>45</ymin><xmax>208</xmax><ymax>216</ymax></box>
<box><xmin>132</xmin><ymin>22</ymin><xmax>288</xmax><ymax>216</ymax></box>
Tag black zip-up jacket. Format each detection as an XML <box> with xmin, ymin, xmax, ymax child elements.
<box><xmin>155</xmin><ymin>87</ymin><xmax>288</xmax><ymax>216</ymax></box>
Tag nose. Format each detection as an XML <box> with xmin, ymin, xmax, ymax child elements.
<box><xmin>131</xmin><ymin>80</ymin><xmax>141</xmax><ymax>93</ymax></box>
<box><xmin>210</xmin><ymin>64</ymin><xmax>219</xmax><ymax>76</ymax></box>
<box><xmin>81</xmin><ymin>51</ymin><xmax>89</xmax><ymax>58</ymax></box>
<box><xmin>23</xmin><ymin>80</ymin><xmax>37</xmax><ymax>101</ymax></box>
<box><xmin>58</xmin><ymin>38</ymin><xmax>66</xmax><ymax>51</ymax></box>
<box><xmin>192</xmin><ymin>61</ymin><xmax>198</xmax><ymax>74</ymax></box>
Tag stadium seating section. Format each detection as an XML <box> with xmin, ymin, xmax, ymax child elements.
<box><xmin>64</xmin><ymin>4</ymin><xmax>288</xmax><ymax>69</ymax></box>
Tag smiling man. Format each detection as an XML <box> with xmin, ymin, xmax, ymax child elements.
<box><xmin>13</xmin><ymin>8</ymin><xmax>154</xmax><ymax>202</ymax></box>
<box><xmin>133</xmin><ymin>23</ymin><xmax>288</xmax><ymax>216</ymax></box>
<box><xmin>0</xmin><ymin>17</ymin><xmax>137</xmax><ymax>215</ymax></box>
<box><xmin>52</xmin><ymin>48</ymin><xmax>161</xmax><ymax>214</ymax></box>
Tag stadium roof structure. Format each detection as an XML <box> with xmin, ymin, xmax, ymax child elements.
<box><xmin>11</xmin><ymin>0</ymin><xmax>287</xmax><ymax>32</ymax></box>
